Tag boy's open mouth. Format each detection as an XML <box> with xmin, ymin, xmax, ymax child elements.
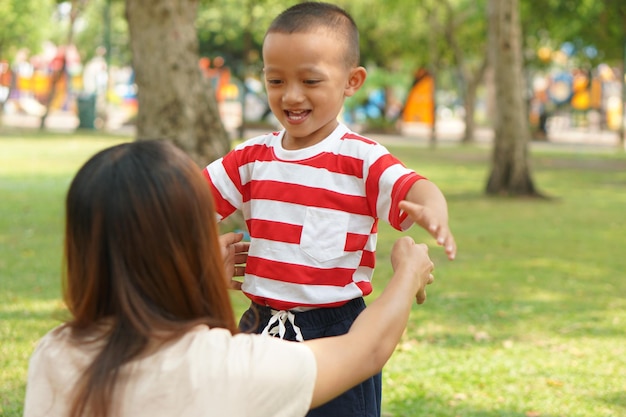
<box><xmin>285</xmin><ymin>110</ymin><xmax>311</xmax><ymax>121</ymax></box>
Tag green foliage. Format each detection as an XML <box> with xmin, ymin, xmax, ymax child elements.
<box><xmin>1</xmin><ymin>130</ymin><xmax>626</xmax><ymax>416</ymax></box>
<box><xmin>522</xmin><ymin>0</ymin><xmax>626</xmax><ymax>66</ymax></box>
<box><xmin>344</xmin><ymin>0</ymin><xmax>429</xmax><ymax>67</ymax></box>
<box><xmin>74</xmin><ymin>0</ymin><xmax>131</xmax><ymax>65</ymax></box>
<box><xmin>196</xmin><ymin>0</ymin><xmax>291</xmax><ymax>76</ymax></box>
<box><xmin>0</xmin><ymin>0</ymin><xmax>55</xmax><ymax>59</ymax></box>
<box><xmin>0</xmin><ymin>0</ymin><xmax>130</xmax><ymax>66</ymax></box>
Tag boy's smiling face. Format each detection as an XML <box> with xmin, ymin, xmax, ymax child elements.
<box><xmin>262</xmin><ymin>29</ymin><xmax>366</xmax><ymax>150</ymax></box>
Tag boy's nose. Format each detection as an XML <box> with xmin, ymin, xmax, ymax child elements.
<box><xmin>282</xmin><ymin>85</ymin><xmax>305</xmax><ymax>104</ymax></box>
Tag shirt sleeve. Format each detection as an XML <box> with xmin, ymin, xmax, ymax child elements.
<box><xmin>203</xmin><ymin>154</ymin><xmax>242</xmax><ymax>221</ymax></box>
<box><xmin>364</xmin><ymin>144</ymin><xmax>425</xmax><ymax>231</ymax></box>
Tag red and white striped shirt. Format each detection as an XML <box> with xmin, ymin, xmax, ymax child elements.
<box><xmin>204</xmin><ymin>124</ymin><xmax>424</xmax><ymax>310</ymax></box>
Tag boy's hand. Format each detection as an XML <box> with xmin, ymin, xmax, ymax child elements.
<box><xmin>219</xmin><ymin>232</ymin><xmax>250</xmax><ymax>290</ymax></box>
<box><xmin>399</xmin><ymin>200</ymin><xmax>456</xmax><ymax>260</ymax></box>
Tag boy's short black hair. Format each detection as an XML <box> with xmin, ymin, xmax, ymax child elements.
<box><xmin>265</xmin><ymin>2</ymin><xmax>360</xmax><ymax>67</ymax></box>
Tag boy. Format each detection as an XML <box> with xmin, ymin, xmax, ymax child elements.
<box><xmin>204</xmin><ymin>2</ymin><xmax>456</xmax><ymax>416</ymax></box>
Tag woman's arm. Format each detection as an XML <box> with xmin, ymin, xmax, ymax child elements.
<box><xmin>304</xmin><ymin>235</ymin><xmax>434</xmax><ymax>408</ymax></box>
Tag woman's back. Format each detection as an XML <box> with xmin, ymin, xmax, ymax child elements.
<box><xmin>24</xmin><ymin>325</ymin><xmax>316</xmax><ymax>417</ymax></box>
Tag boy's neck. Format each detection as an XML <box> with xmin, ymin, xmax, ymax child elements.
<box><xmin>281</xmin><ymin>121</ymin><xmax>340</xmax><ymax>150</ymax></box>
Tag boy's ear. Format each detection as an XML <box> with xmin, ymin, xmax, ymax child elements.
<box><xmin>345</xmin><ymin>66</ymin><xmax>367</xmax><ymax>97</ymax></box>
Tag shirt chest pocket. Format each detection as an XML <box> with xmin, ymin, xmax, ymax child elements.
<box><xmin>300</xmin><ymin>207</ymin><xmax>349</xmax><ymax>263</ymax></box>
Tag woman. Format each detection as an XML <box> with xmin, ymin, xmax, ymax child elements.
<box><xmin>23</xmin><ymin>140</ymin><xmax>435</xmax><ymax>417</ymax></box>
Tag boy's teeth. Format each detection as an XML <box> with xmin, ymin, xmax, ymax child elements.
<box><xmin>288</xmin><ymin>111</ymin><xmax>307</xmax><ymax>120</ymax></box>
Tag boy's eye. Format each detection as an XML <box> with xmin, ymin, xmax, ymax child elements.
<box><xmin>304</xmin><ymin>79</ymin><xmax>321</xmax><ymax>85</ymax></box>
<box><xmin>266</xmin><ymin>79</ymin><xmax>282</xmax><ymax>85</ymax></box>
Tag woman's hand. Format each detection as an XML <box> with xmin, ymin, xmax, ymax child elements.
<box><xmin>390</xmin><ymin>236</ymin><xmax>435</xmax><ymax>304</ymax></box>
<box><xmin>218</xmin><ymin>232</ymin><xmax>250</xmax><ymax>290</ymax></box>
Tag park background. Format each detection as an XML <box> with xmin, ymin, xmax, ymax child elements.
<box><xmin>1</xmin><ymin>0</ymin><xmax>626</xmax><ymax>416</ymax></box>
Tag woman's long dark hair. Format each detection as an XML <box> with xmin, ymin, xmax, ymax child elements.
<box><xmin>63</xmin><ymin>140</ymin><xmax>237</xmax><ymax>417</ymax></box>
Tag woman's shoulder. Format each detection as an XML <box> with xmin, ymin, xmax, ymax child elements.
<box><xmin>30</xmin><ymin>324</ymin><xmax>96</xmax><ymax>359</ymax></box>
<box><xmin>26</xmin><ymin>324</ymin><xmax>100</xmax><ymax>394</ymax></box>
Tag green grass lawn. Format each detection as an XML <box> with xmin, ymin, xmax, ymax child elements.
<box><xmin>1</xmin><ymin>130</ymin><xmax>625</xmax><ymax>417</ymax></box>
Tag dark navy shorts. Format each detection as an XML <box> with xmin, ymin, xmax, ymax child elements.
<box><xmin>239</xmin><ymin>297</ymin><xmax>382</xmax><ymax>417</ymax></box>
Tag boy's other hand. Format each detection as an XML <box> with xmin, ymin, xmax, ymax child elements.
<box><xmin>398</xmin><ymin>200</ymin><xmax>457</xmax><ymax>260</ymax></box>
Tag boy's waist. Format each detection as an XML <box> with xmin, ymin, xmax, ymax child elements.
<box><xmin>245</xmin><ymin>290</ymin><xmax>367</xmax><ymax>312</ymax></box>
<box><xmin>251</xmin><ymin>297</ymin><xmax>366</xmax><ymax>321</ymax></box>
<box><xmin>242</xmin><ymin>275</ymin><xmax>373</xmax><ymax>311</ymax></box>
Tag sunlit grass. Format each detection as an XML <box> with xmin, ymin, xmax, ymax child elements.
<box><xmin>0</xmin><ymin>299</ymin><xmax>67</xmax><ymax>417</ymax></box>
<box><xmin>0</xmin><ymin>131</ymin><xmax>129</xmax><ymax>417</ymax></box>
<box><xmin>1</xmin><ymin>130</ymin><xmax>625</xmax><ymax>416</ymax></box>
<box><xmin>370</xmin><ymin>143</ymin><xmax>626</xmax><ymax>417</ymax></box>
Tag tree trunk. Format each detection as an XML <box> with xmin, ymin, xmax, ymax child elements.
<box><xmin>427</xmin><ymin>6</ymin><xmax>438</xmax><ymax>147</ymax></box>
<box><xmin>461</xmin><ymin>89</ymin><xmax>475</xmax><ymax>143</ymax></box>
<box><xmin>485</xmin><ymin>0</ymin><xmax>539</xmax><ymax>196</ymax></box>
<box><xmin>461</xmin><ymin>57</ymin><xmax>487</xmax><ymax>143</ymax></box>
<box><xmin>429</xmin><ymin>73</ymin><xmax>437</xmax><ymax>148</ymax></box>
<box><xmin>125</xmin><ymin>0</ymin><xmax>230</xmax><ymax>166</ymax></box>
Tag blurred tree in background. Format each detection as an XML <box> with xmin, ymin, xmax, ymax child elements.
<box><xmin>196</xmin><ymin>0</ymin><xmax>283</xmax><ymax>77</ymax></box>
<box><xmin>2</xmin><ymin>0</ymin><xmax>626</xmax><ymax>185</ymax></box>
<box><xmin>486</xmin><ymin>0</ymin><xmax>538</xmax><ymax>196</ymax></box>
<box><xmin>125</xmin><ymin>0</ymin><xmax>229</xmax><ymax>165</ymax></box>
<box><xmin>75</xmin><ymin>0</ymin><xmax>129</xmax><ymax>65</ymax></box>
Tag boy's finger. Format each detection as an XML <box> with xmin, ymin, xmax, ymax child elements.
<box><xmin>443</xmin><ymin>234</ymin><xmax>457</xmax><ymax>260</ymax></box>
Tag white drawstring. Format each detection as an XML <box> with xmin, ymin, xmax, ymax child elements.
<box><xmin>261</xmin><ymin>310</ymin><xmax>304</xmax><ymax>342</ymax></box>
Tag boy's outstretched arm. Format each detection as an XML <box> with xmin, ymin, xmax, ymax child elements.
<box><xmin>402</xmin><ymin>180</ymin><xmax>457</xmax><ymax>260</ymax></box>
